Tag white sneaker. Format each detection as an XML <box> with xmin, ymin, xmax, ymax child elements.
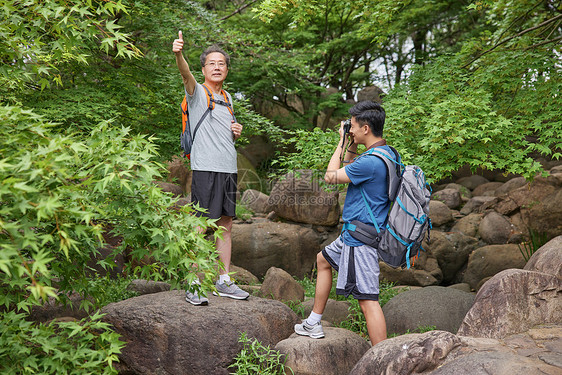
<box><xmin>185</xmin><ymin>289</ymin><xmax>209</xmax><ymax>306</ymax></box>
<box><xmin>294</xmin><ymin>320</ymin><xmax>325</xmax><ymax>339</ymax></box>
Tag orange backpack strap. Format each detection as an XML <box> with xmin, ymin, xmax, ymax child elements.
<box><xmin>181</xmin><ymin>95</ymin><xmax>188</xmax><ymax>133</ymax></box>
<box><xmin>220</xmin><ymin>89</ymin><xmax>235</xmax><ymax>118</ymax></box>
<box><xmin>201</xmin><ymin>83</ymin><xmax>215</xmax><ymax>110</ymax></box>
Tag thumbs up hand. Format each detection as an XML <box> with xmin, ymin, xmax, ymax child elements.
<box><xmin>172</xmin><ymin>30</ymin><xmax>184</xmax><ymax>53</ymax></box>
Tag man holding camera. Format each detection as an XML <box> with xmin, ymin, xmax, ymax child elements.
<box><xmin>172</xmin><ymin>32</ymin><xmax>248</xmax><ymax>304</ymax></box>
<box><xmin>294</xmin><ymin>101</ymin><xmax>395</xmax><ymax>346</ymax></box>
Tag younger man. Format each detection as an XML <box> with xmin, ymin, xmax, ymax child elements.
<box><xmin>294</xmin><ymin>101</ymin><xmax>394</xmax><ymax>345</ymax></box>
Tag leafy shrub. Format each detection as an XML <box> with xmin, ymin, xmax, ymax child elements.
<box><xmin>0</xmin><ymin>105</ymin><xmax>219</xmax><ymax>371</ymax></box>
<box><xmin>229</xmin><ymin>332</ymin><xmax>293</xmax><ymax>375</ymax></box>
<box><xmin>0</xmin><ymin>311</ymin><xmax>124</xmax><ymax>374</ymax></box>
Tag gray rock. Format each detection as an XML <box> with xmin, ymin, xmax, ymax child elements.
<box><xmin>127</xmin><ymin>279</ymin><xmax>170</xmax><ymax>295</ymax></box>
<box><xmin>457</xmin><ymin>175</ymin><xmax>490</xmax><ymax>190</ymax></box>
<box><xmin>448</xmin><ymin>283</ymin><xmax>472</xmax><ymax>293</ymax></box>
<box><xmin>260</xmin><ymin>267</ymin><xmax>305</xmax><ymax>302</ymax></box>
<box><xmin>432</xmin><ymin>188</ymin><xmax>462</xmax><ymax>209</ymax></box>
<box><xmin>472</xmin><ymin>181</ymin><xmax>504</xmax><ymax>197</ymax></box>
<box><xmin>349</xmin><ymin>330</ymin><xmax>462</xmax><ymax>375</ymax></box>
<box><xmin>429</xmin><ymin>231</ymin><xmax>478</xmax><ymax>284</ymax></box>
<box><xmin>301</xmin><ymin>298</ymin><xmax>351</xmax><ymax>325</ymax></box>
<box><xmin>231</xmin><ymin>221</ymin><xmax>321</xmax><ymax>279</ymax></box>
<box><xmin>463</xmin><ymin>244</ymin><xmax>526</xmax><ymax>290</ymax></box>
<box><xmin>268</xmin><ymin>170</ymin><xmax>340</xmax><ymax>226</ymax></box>
<box><xmin>102</xmin><ymin>291</ymin><xmax>300</xmax><ymax>375</ymax></box>
<box><xmin>458</xmin><ymin>269</ymin><xmax>562</xmax><ymax>339</ymax></box>
<box><xmin>524</xmin><ymin>235</ymin><xmax>562</xmax><ymax>278</ymax></box>
<box><xmin>383</xmin><ymin>286</ymin><xmax>475</xmax><ymax>335</ymax></box>
<box><xmin>459</xmin><ymin>196</ymin><xmax>496</xmax><ymax>215</ymax></box>
<box><xmin>154</xmin><ymin>181</ymin><xmax>184</xmax><ymax>197</ymax></box>
<box><xmin>380</xmin><ymin>262</ymin><xmax>441</xmax><ymax>287</ymax></box>
<box><xmin>478</xmin><ymin>211</ymin><xmax>513</xmax><ymax>244</ymax></box>
<box><xmin>429</xmin><ymin>200</ymin><xmax>454</xmax><ymax>227</ymax></box>
<box><xmin>451</xmin><ymin>213</ymin><xmax>482</xmax><ymax>237</ymax></box>
<box><xmin>240</xmin><ymin>189</ymin><xmax>271</xmax><ymax>214</ymax></box>
<box><xmin>276</xmin><ymin>329</ymin><xmax>370</xmax><ymax>375</ymax></box>
<box><xmin>429</xmin><ymin>351</ymin><xmax>561</xmax><ymax>375</ymax></box>
<box><xmin>494</xmin><ymin>176</ymin><xmax>528</xmax><ymax>196</ymax></box>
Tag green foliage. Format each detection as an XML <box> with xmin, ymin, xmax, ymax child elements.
<box><xmin>86</xmin><ymin>275</ymin><xmax>140</xmax><ymax>308</ymax></box>
<box><xmin>235</xmin><ymin>200</ymin><xmax>254</xmax><ymax>221</ymax></box>
<box><xmin>0</xmin><ymin>0</ymin><xmax>140</xmax><ymax>94</ymax></box>
<box><xmin>0</xmin><ymin>105</ymin><xmax>220</xmax><ymax>371</ymax></box>
<box><xmin>229</xmin><ymin>332</ymin><xmax>294</xmax><ymax>375</ymax></box>
<box><xmin>0</xmin><ymin>311</ymin><xmax>124</xmax><ymax>374</ymax></box>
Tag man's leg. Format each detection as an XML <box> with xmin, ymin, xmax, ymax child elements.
<box><xmin>312</xmin><ymin>251</ymin><xmax>333</xmax><ymax>315</ymax></box>
<box><xmin>213</xmin><ymin>215</ymin><xmax>249</xmax><ymax>300</ymax></box>
<box><xmin>294</xmin><ymin>251</ymin><xmax>333</xmax><ymax>339</ymax></box>
<box><xmin>358</xmin><ymin>299</ymin><xmax>387</xmax><ymax>346</ymax></box>
<box><xmin>215</xmin><ymin>215</ymin><xmax>232</xmax><ymax>274</ymax></box>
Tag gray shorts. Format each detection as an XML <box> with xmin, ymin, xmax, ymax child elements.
<box><xmin>322</xmin><ymin>235</ymin><xmax>380</xmax><ymax>301</ymax></box>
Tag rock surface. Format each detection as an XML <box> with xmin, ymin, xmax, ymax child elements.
<box><xmin>276</xmin><ymin>328</ymin><xmax>371</xmax><ymax>375</ymax></box>
<box><xmin>102</xmin><ymin>291</ymin><xmax>299</xmax><ymax>375</ymax></box>
<box><xmin>382</xmin><ymin>286</ymin><xmax>475</xmax><ymax>335</ymax></box>
<box><xmin>458</xmin><ymin>269</ymin><xmax>562</xmax><ymax>339</ymax></box>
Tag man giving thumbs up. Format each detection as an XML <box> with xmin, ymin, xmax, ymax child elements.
<box><xmin>173</xmin><ymin>32</ymin><xmax>248</xmax><ymax>305</ymax></box>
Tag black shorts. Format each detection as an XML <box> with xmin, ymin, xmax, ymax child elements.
<box><xmin>191</xmin><ymin>171</ymin><xmax>237</xmax><ymax>219</ymax></box>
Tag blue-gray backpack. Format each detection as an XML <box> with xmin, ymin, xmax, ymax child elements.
<box><xmin>345</xmin><ymin>146</ymin><xmax>432</xmax><ymax>268</ymax></box>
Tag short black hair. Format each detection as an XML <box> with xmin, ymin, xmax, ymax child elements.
<box><xmin>349</xmin><ymin>101</ymin><xmax>385</xmax><ymax>137</ymax></box>
<box><xmin>200</xmin><ymin>45</ymin><xmax>230</xmax><ymax>67</ymax></box>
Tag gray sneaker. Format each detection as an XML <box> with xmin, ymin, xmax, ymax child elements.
<box><xmin>212</xmin><ymin>280</ymin><xmax>249</xmax><ymax>300</ymax></box>
<box><xmin>294</xmin><ymin>320</ymin><xmax>325</xmax><ymax>339</ymax></box>
<box><xmin>185</xmin><ymin>289</ymin><xmax>209</xmax><ymax>306</ymax></box>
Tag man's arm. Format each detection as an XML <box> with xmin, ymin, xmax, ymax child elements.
<box><xmin>324</xmin><ymin>122</ymin><xmax>356</xmax><ymax>184</ymax></box>
<box><xmin>172</xmin><ymin>31</ymin><xmax>196</xmax><ymax>95</ymax></box>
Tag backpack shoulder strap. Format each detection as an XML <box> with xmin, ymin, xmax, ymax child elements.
<box><xmin>365</xmin><ymin>147</ymin><xmax>403</xmax><ymax>200</ymax></box>
<box><xmin>201</xmin><ymin>83</ymin><xmax>215</xmax><ymax>110</ymax></box>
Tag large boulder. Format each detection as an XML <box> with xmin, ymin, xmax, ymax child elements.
<box><xmin>524</xmin><ymin>235</ymin><xmax>562</xmax><ymax>278</ymax></box>
<box><xmin>458</xmin><ymin>269</ymin><xmax>562</xmax><ymax>339</ymax></box>
<box><xmin>478</xmin><ymin>211</ymin><xmax>514</xmax><ymax>244</ymax></box>
<box><xmin>349</xmin><ymin>330</ymin><xmax>462</xmax><ymax>375</ymax></box>
<box><xmin>231</xmin><ymin>221</ymin><xmax>321</xmax><ymax>279</ymax></box>
<box><xmin>350</xmin><ymin>328</ymin><xmax>562</xmax><ymax>375</ymax></box>
<box><xmin>102</xmin><ymin>291</ymin><xmax>300</xmax><ymax>375</ymax></box>
<box><xmin>268</xmin><ymin>170</ymin><xmax>340</xmax><ymax>226</ymax></box>
<box><xmin>382</xmin><ymin>286</ymin><xmax>475</xmax><ymax>335</ymax></box>
<box><xmin>463</xmin><ymin>244</ymin><xmax>526</xmax><ymax>290</ymax></box>
<box><xmin>275</xmin><ymin>328</ymin><xmax>370</xmax><ymax>375</ymax></box>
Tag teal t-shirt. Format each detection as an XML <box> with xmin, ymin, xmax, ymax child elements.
<box><xmin>342</xmin><ymin>146</ymin><xmax>395</xmax><ymax>246</ymax></box>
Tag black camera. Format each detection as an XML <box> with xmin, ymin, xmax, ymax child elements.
<box><xmin>343</xmin><ymin>119</ymin><xmax>351</xmax><ymax>134</ymax></box>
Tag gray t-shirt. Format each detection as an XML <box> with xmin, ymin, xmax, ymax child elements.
<box><xmin>187</xmin><ymin>83</ymin><xmax>237</xmax><ymax>173</ymax></box>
